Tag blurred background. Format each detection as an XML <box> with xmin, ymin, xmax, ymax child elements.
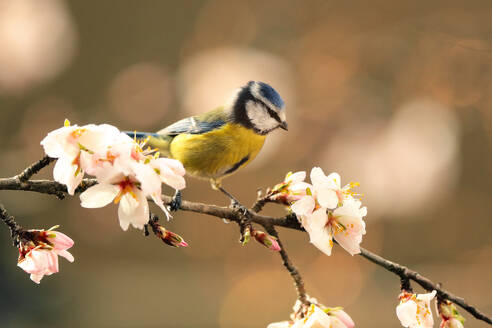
<box><xmin>0</xmin><ymin>0</ymin><xmax>491</xmax><ymax>327</ymax></box>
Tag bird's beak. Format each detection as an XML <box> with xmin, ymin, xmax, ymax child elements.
<box><xmin>279</xmin><ymin>121</ymin><xmax>288</xmax><ymax>131</ymax></box>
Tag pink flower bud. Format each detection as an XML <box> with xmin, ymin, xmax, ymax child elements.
<box><xmin>253</xmin><ymin>230</ymin><xmax>281</xmax><ymax>251</ymax></box>
<box><xmin>439</xmin><ymin>300</ymin><xmax>465</xmax><ymax>328</ymax></box>
<box><xmin>441</xmin><ymin>318</ymin><xmax>464</xmax><ymax>328</ymax></box>
<box><xmin>155</xmin><ymin>226</ymin><xmax>188</xmax><ymax>247</ymax></box>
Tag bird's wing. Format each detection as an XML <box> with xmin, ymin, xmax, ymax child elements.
<box><xmin>157</xmin><ymin>107</ymin><xmax>229</xmax><ymax>136</ymax></box>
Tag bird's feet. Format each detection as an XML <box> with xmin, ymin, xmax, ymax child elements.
<box><xmin>169</xmin><ymin>190</ymin><xmax>182</xmax><ymax>212</ymax></box>
<box><xmin>230</xmin><ymin>199</ymin><xmax>249</xmax><ymax>217</ymax></box>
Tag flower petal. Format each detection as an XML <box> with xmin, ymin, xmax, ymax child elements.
<box><xmin>53</xmin><ymin>157</ymin><xmax>83</xmax><ymax>195</ymax></box>
<box><xmin>131</xmin><ymin>162</ymin><xmax>161</xmax><ymax>196</ymax></box>
<box><xmin>396</xmin><ymin>300</ymin><xmax>419</xmax><ymax>327</ymax></box>
<box><xmin>303</xmin><ymin>208</ymin><xmax>333</xmax><ymax>256</ymax></box>
<box><xmin>291</xmin><ymin>196</ymin><xmax>315</xmax><ymax>216</ymax></box>
<box><xmin>30</xmin><ymin>273</ymin><xmax>44</xmax><ymax>284</ymax></box>
<box><xmin>286</xmin><ymin>171</ymin><xmax>306</xmax><ymax>184</ymax></box>
<box><xmin>117</xmin><ymin>190</ymin><xmax>149</xmax><ymax>230</ymax></box>
<box><xmin>49</xmin><ymin>231</ymin><xmax>74</xmax><ymax>250</ymax></box>
<box><xmin>332</xmin><ymin>310</ymin><xmax>355</xmax><ymax>328</ymax></box>
<box><xmin>317</xmin><ymin>188</ymin><xmax>339</xmax><ymax>209</ymax></box>
<box><xmin>57</xmin><ymin>249</ymin><xmax>75</xmax><ymax>263</ymax></box>
<box><xmin>80</xmin><ymin>184</ymin><xmax>119</xmax><ymax>208</ymax></box>
<box><xmin>326</xmin><ymin>172</ymin><xmax>341</xmax><ymax>189</ymax></box>
<box><xmin>304</xmin><ymin>305</ymin><xmax>334</xmax><ymax>328</ymax></box>
<box><xmin>267</xmin><ymin>322</ymin><xmax>291</xmax><ymax>328</ymax></box>
<box><xmin>310</xmin><ymin>167</ymin><xmax>327</xmax><ymax>189</ymax></box>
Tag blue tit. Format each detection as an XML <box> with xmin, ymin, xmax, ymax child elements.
<box><xmin>128</xmin><ymin>81</ymin><xmax>287</xmax><ymax>189</ymax></box>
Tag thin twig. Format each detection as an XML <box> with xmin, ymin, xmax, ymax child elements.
<box><xmin>16</xmin><ymin>155</ymin><xmax>55</xmax><ymax>182</ymax></box>
<box><xmin>0</xmin><ymin>176</ymin><xmax>490</xmax><ymax>324</ymax></box>
<box><xmin>359</xmin><ymin>247</ymin><xmax>492</xmax><ymax>324</ymax></box>
<box><xmin>264</xmin><ymin>224</ymin><xmax>309</xmax><ymax>310</ymax></box>
<box><xmin>0</xmin><ymin>202</ymin><xmax>23</xmax><ymax>247</ymax></box>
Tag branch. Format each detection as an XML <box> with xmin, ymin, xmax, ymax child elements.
<box><xmin>0</xmin><ymin>176</ymin><xmax>490</xmax><ymax>324</ymax></box>
<box><xmin>16</xmin><ymin>155</ymin><xmax>55</xmax><ymax>182</ymax></box>
<box><xmin>0</xmin><ymin>202</ymin><xmax>22</xmax><ymax>247</ymax></box>
<box><xmin>264</xmin><ymin>225</ymin><xmax>309</xmax><ymax>310</ymax></box>
<box><xmin>358</xmin><ymin>247</ymin><xmax>492</xmax><ymax>324</ymax></box>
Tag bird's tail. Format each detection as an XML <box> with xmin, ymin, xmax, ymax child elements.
<box><xmin>123</xmin><ymin>131</ymin><xmax>172</xmax><ymax>157</ymax></box>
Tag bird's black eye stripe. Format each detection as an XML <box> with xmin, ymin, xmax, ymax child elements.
<box><xmin>254</xmin><ymin>98</ymin><xmax>282</xmax><ymax>123</ymax></box>
<box><xmin>267</xmin><ymin>108</ymin><xmax>282</xmax><ymax>123</ymax></box>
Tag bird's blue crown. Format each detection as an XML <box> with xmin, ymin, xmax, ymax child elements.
<box><xmin>248</xmin><ymin>81</ymin><xmax>285</xmax><ymax>109</ymax></box>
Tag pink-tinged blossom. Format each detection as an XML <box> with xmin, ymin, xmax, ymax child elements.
<box><xmin>269</xmin><ymin>171</ymin><xmax>311</xmax><ymax>205</ymax></box>
<box><xmin>269</xmin><ymin>297</ymin><xmax>355</xmax><ymax>328</ymax></box>
<box><xmin>17</xmin><ymin>228</ymin><xmax>74</xmax><ymax>284</ymax></box>
<box><xmin>300</xmin><ymin>198</ymin><xmax>366</xmax><ymax>256</ymax></box>
<box><xmin>80</xmin><ymin>174</ymin><xmax>150</xmax><ymax>231</ymax></box>
<box><xmin>289</xmin><ymin>168</ymin><xmax>366</xmax><ymax>256</ymax></box>
<box><xmin>310</xmin><ymin>168</ymin><xmax>359</xmax><ymax>209</ymax></box>
<box><xmin>302</xmin><ymin>304</ymin><xmax>354</xmax><ymax>328</ymax></box>
<box><xmin>396</xmin><ymin>290</ymin><xmax>436</xmax><ymax>328</ymax></box>
<box><xmin>43</xmin><ymin>120</ymin><xmax>188</xmax><ymax>231</ymax></box>
<box><xmin>41</xmin><ymin>120</ymin><xmax>121</xmax><ymax>194</ymax></box>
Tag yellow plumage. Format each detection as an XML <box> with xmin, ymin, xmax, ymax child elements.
<box><xmin>169</xmin><ymin>123</ymin><xmax>265</xmax><ymax>182</ymax></box>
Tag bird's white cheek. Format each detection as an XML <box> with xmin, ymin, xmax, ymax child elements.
<box><xmin>245</xmin><ymin>101</ymin><xmax>277</xmax><ymax>132</ymax></box>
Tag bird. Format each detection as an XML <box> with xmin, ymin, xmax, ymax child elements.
<box><xmin>127</xmin><ymin>81</ymin><xmax>287</xmax><ymax>209</ymax></box>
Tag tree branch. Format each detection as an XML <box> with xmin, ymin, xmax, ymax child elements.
<box><xmin>15</xmin><ymin>155</ymin><xmax>55</xmax><ymax>182</ymax></box>
<box><xmin>264</xmin><ymin>224</ymin><xmax>309</xmax><ymax>310</ymax></box>
<box><xmin>359</xmin><ymin>247</ymin><xmax>492</xmax><ymax>324</ymax></box>
<box><xmin>0</xmin><ymin>202</ymin><xmax>22</xmax><ymax>247</ymax></box>
<box><xmin>0</xmin><ymin>175</ymin><xmax>490</xmax><ymax>324</ymax></box>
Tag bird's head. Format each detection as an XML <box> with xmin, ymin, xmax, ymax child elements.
<box><xmin>231</xmin><ymin>81</ymin><xmax>287</xmax><ymax>135</ymax></box>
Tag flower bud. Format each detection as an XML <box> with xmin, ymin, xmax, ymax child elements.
<box><xmin>439</xmin><ymin>300</ymin><xmax>465</xmax><ymax>328</ymax></box>
<box><xmin>241</xmin><ymin>226</ymin><xmax>251</xmax><ymax>246</ymax></box>
<box><xmin>253</xmin><ymin>230</ymin><xmax>281</xmax><ymax>251</ymax></box>
<box><xmin>442</xmin><ymin>318</ymin><xmax>464</xmax><ymax>328</ymax></box>
<box><xmin>155</xmin><ymin>226</ymin><xmax>188</xmax><ymax>247</ymax></box>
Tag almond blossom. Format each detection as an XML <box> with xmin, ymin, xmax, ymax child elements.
<box><xmin>289</xmin><ymin>168</ymin><xmax>367</xmax><ymax>256</ymax></box>
<box><xmin>396</xmin><ymin>290</ymin><xmax>436</xmax><ymax>328</ymax></box>
<box><xmin>17</xmin><ymin>227</ymin><xmax>74</xmax><ymax>284</ymax></box>
<box><xmin>40</xmin><ymin>120</ymin><xmax>121</xmax><ymax>194</ymax></box>
<box><xmin>268</xmin><ymin>305</ymin><xmax>355</xmax><ymax>328</ymax></box>
<box><xmin>42</xmin><ymin>120</ymin><xmax>187</xmax><ymax>231</ymax></box>
<box><xmin>268</xmin><ymin>296</ymin><xmax>355</xmax><ymax>328</ymax></box>
<box><xmin>80</xmin><ymin>173</ymin><xmax>151</xmax><ymax>231</ymax></box>
<box><xmin>269</xmin><ymin>171</ymin><xmax>311</xmax><ymax>205</ymax></box>
<box><xmin>301</xmin><ymin>199</ymin><xmax>366</xmax><ymax>256</ymax></box>
<box><xmin>303</xmin><ymin>305</ymin><xmax>354</xmax><ymax>328</ymax></box>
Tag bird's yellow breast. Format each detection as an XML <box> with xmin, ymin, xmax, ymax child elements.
<box><xmin>169</xmin><ymin>123</ymin><xmax>266</xmax><ymax>180</ymax></box>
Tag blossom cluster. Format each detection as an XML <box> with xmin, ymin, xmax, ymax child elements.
<box><xmin>396</xmin><ymin>290</ymin><xmax>437</xmax><ymax>328</ymax></box>
<box><xmin>277</xmin><ymin>168</ymin><xmax>367</xmax><ymax>256</ymax></box>
<box><xmin>17</xmin><ymin>227</ymin><xmax>74</xmax><ymax>284</ymax></box>
<box><xmin>268</xmin><ymin>298</ymin><xmax>355</xmax><ymax>328</ymax></box>
<box><xmin>41</xmin><ymin>120</ymin><xmax>186</xmax><ymax>231</ymax></box>
<box><xmin>395</xmin><ymin>290</ymin><xmax>465</xmax><ymax>328</ymax></box>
